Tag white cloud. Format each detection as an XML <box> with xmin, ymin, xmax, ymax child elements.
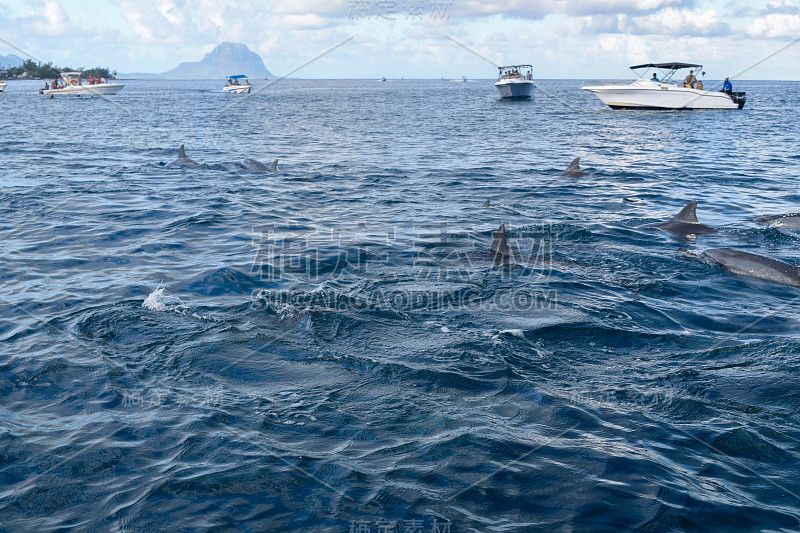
<box><xmin>453</xmin><ymin>0</ymin><xmax>688</xmax><ymax>19</ymax></box>
<box><xmin>1</xmin><ymin>0</ymin><xmax>798</xmax><ymax>80</ymax></box>
<box><xmin>761</xmin><ymin>1</ymin><xmax>800</xmax><ymax>14</ymax></box>
<box><xmin>29</xmin><ymin>0</ymin><xmax>70</xmax><ymax>36</ymax></box>
<box><xmin>747</xmin><ymin>13</ymin><xmax>800</xmax><ymax>38</ymax></box>
<box><xmin>630</xmin><ymin>7</ymin><xmax>730</xmax><ymax>35</ymax></box>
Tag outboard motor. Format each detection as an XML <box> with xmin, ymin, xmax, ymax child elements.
<box><xmin>730</xmin><ymin>91</ymin><xmax>746</xmax><ymax>109</ymax></box>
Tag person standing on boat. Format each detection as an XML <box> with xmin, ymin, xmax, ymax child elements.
<box><xmin>651</xmin><ymin>73</ymin><xmax>659</xmax><ymax>82</ymax></box>
<box><xmin>721</xmin><ymin>77</ymin><xmax>733</xmax><ymax>94</ymax></box>
<box><xmin>683</xmin><ymin>70</ymin><xmax>697</xmax><ymax>88</ymax></box>
<box><xmin>696</xmin><ymin>79</ymin><xmax>703</xmax><ymax>90</ymax></box>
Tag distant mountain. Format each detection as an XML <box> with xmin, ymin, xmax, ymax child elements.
<box><xmin>159</xmin><ymin>43</ymin><xmax>273</xmax><ymax>79</ymax></box>
<box><xmin>0</xmin><ymin>54</ymin><xmax>24</xmax><ymax>68</ymax></box>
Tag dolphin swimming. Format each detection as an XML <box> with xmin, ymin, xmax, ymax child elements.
<box><xmin>166</xmin><ymin>145</ymin><xmax>200</xmax><ymax>167</ymax></box>
<box><xmin>560</xmin><ymin>157</ymin><xmax>589</xmax><ymax>177</ymax></box>
<box><xmin>648</xmin><ymin>201</ymin><xmax>716</xmax><ymax>235</ymax></box>
<box><xmin>691</xmin><ymin>247</ymin><xmax>800</xmax><ymax>288</ymax></box>
<box><xmin>242</xmin><ymin>158</ymin><xmax>278</xmax><ymax>172</ymax></box>
<box><xmin>755</xmin><ymin>213</ymin><xmax>800</xmax><ymax>229</ymax></box>
<box><xmin>491</xmin><ymin>224</ymin><xmax>510</xmax><ymax>260</ymax></box>
<box><xmin>482</xmin><ymin>200</ymin><xmax>491</xmax><ymax>207</ymax></box>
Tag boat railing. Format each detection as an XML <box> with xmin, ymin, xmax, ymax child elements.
<box><xmin>583</xmin><ymin>80</ymin><xmax>631</xmax><ymax>86</ymax></box>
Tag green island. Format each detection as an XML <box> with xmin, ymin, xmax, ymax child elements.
<box><xmin>2</xmin><ymin>59</ymin><xmax>116</xmax><ymax>80</ymax></box>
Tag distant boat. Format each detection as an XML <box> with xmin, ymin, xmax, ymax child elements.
<box><xmin>41</xmin><ymin>72</ymin><xmax>124</xmax><ymax>97</ymax></box>
<box><xmin>0</xmin><ymin>81</ymin><xmax>6</xmax><ymax>92</ymax></box>
<box><xmin>461</xmin><ymin>76</ymin><xmax>467</xmax><ymax>82</ymax></box>
<box><xmin>494</xmin><ymin>64</ymin><xmax>534</xmax><ymax>98</ymax></box>
<box><xmin>223</xmin><ymin>74</ymin><xmax>251</xmax><ymax>93</ymax></box>
<box><xmin>380</xmin><ymin>77</ymin><xmax>386</xmax><ymax>82</ymax></box>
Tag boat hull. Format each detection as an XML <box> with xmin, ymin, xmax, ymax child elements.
<box><xmin>581</xmin><ymin>81</ymin><xmax>743</xmax><ymax>109</ymax></box>
<box><xmin>494</xmin><ymin>79</ymin><xmax>534</xmax><ymax>98</ymax></box>
<box><xmin>43</xmin><ymin>83</ymin><xmax>124</xmax><ymax>96</ymax></box>
<box><xmin>0</xmin><ymin>82</ymin><xmax>6</xmax><ymax>93</ymax></box>
<box><xmin>222</xmin><ymin>85</ymin><xmax>251</xmax><ymax>94</ymax></box>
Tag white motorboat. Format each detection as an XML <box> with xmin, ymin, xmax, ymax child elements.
<box><xmin>582</xmin><ymin>62</ymin><xmax>746</xmax><ymax>110</ymax></box>
<box><xmin>41</xmin><ymin>72</ymin><xmax>124</xmax><ymax>97</ymax></box>
<box><xmin>0</xmin><ymin>81</ymin><xmax>6</xmax><ymax>92</ymax></box>
<box><xmin>223</xmin><ymin>74</ymin><xmax>251</xmax><ymax>93</ymax></box>
<box><xmin>494</xmin><ymin>65</ymin><xmax>534</xmax><ymax>98</ymax></box>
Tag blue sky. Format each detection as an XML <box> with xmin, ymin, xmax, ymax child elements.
<box><xmin>0</xmin><ymin>0</ymin><xmax>798</xmax><ymax>79</ymax></box>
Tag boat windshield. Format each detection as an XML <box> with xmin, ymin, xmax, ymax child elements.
<box><xmin>60</xmin><ymin>71</ymin><xmax>82</xmax><ymax>85</ymax></box>
<box><xmin>630</xmin><ymin>62</ymin><xmax>702</xmax><ymax>83</ymax></box>
<box><xmin>497</xmin><ymin>65</ymin><xmax>533</xmax><ymax>81</ymax></box>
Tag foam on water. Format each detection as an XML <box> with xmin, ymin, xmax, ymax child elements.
<box><xmin>142</xmin><ymin>286</ymin><xmax>184</xmax><ymax>312</ymax></box>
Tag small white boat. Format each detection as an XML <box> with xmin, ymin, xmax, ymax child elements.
<box><xmin>223</xmin><ymin>74</ymin><xmax>251</xmax><ymax>94</ymax></box>
<box><xmin>42</xmin><ymin>72</ymin><xmax>124</xmax><ymax>97</ymax></box>
<box><xmin>494</xmin><ymin>65</ymin><xmax>534</xmax><ymax>98</ymax></box>
<box><xmin>0</xmin><ymin>81</ymin><xmax>6</xmax><ymax>92</ymax></box>
<box><xmin>582</xmin><ymin>62</ymin><xmax>746</xmax><ymax>110</ymax></box>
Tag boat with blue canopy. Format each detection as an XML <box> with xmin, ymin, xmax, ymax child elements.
<box><xmin>223</xmin><ymin>74</ymin><xmax>251</xmax><ymax>94</ymax></box>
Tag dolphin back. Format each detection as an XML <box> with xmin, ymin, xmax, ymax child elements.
<box><xmin>704</xmin><ymin>248</ymin><xmax>800</xmax><ymax>288</ymax></box>
<box><xmin>491</xmin><ymin>224</ymin><xmax>510</xmax><ymax>258</ymax></box>
<box><xmin>179</xmin><ymin>144</ymin><xmax>186</xmax><ymax>158</ymax></box>
<box><xmin>756</xmin><ymin>213</ymin><xmax>800</xmax><ymax>228</ymax></box>
<box><xmin>242</xmin><ymin>158</ymin><xmax>277</xmax><ymax>172</ymax></box>
<box><xmin>560</xmin><ymin>157</ymin><xmax>587</xmax><ymax>177</ymax></box>
<box><xmin>671</xmin><ymin>201</ymin><xmax>699</xmax><ymax>223</ymax></box>
<box><xmin>565</xmin><ymin>158</ymin><xmax>581</xmax><ymax>172</ymax></box>
<box><xmin>650</xmin><ymin>200</ymin><xmax>716</xmax><ymax>234</ymax></box>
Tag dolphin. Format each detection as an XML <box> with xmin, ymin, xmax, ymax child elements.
<box><xmin>560</xmin><ymin>157</ymin><xmax>589</xmax><ymax>177</ymax></box>
<box><xmin>167</xmin><ymin>145</ymin><xmax>200</xmax><ymax>167</ymax></box>
<box><xmin>694</xmin><ymin>248</ymin><xmax>800</xmax><ymax>288</ymax></box>
<box><xmin>755</xmin><ymin>213</ymin><xmax>800</xmax><ymax>229</ymax></box>
<box><xmin>482</xmin><ymin>199</ymin><xmax>491</xmax><ymax>207</ymax></box>
<box><xmin>648</xmin><ymin>201</ymin><xmax>716</xmax><ymax>235</ymax></box>
<box><xmin>491</xmin><ymin>224</ymin><xmax>510</xmax><ymax>260</ymax></box>
<box><xmin>242</xmin><ymin>158</ymin><xmax>278</xmax><ymax>172</ymax></box>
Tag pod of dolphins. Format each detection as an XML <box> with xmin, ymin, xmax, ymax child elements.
<box><xmin>488</xmin><ymin>159</ymin><xmax>800</xmax><ymax>289</ymax></box>
<box><xmin>166</xmin><ymin>144</ymin><xmax>278</xmax><ymax>172</ymax></box>
<box><xmin>166</xmin><ymin>146</ymin><xmax>800</xmax><ymax>290</ymax></box>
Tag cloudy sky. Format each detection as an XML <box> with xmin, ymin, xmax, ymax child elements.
<box><xmin>0</xmin><ymin>0</ymin><xmax>798</xmax><ymax>79</ymax></box>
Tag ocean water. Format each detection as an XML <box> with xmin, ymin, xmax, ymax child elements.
<box><xmin>2</xmin><ymin>78</ymin><xmax>800</xmax><ymax>532</ymax></box>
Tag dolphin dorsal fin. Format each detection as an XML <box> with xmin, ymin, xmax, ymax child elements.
<box><xmin>565</xmin><ymin>157</ymin><xmax>581</xmax><ymax>173</ymax></box>
<box><xmin>179</xmin><ymin>145</ymin><xmax>186</xmax><ymax>158</ymax></box>
<box><xmin>268</xmin><ymin>159</ymin><xmax>278</xmax><ymax>172</ymax></box>
<box><xmin>672</xmin><ymin>201</ymin><xmax>700</xmax><ymax>223</ymax></box>
<box><xmin>483</xmin><ymin>200</ymin><xmax>490</xmax><ymax>207</ymax></box>
<box><xmin>491</xmin><ymin>224</ymin><xmax>510</xmax><ymax>257</ymax></box>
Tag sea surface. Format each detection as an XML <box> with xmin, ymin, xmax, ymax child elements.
<box><xmin>2</xmin><ymin>78</ymin><xmax>800</xmax><ymax>532</ymax></box>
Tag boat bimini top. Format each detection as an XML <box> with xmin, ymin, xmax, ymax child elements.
<box><xmin>629</xmin><ymin>62</ymin><xmax>702</xmax><ymax>83</ymax></box>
